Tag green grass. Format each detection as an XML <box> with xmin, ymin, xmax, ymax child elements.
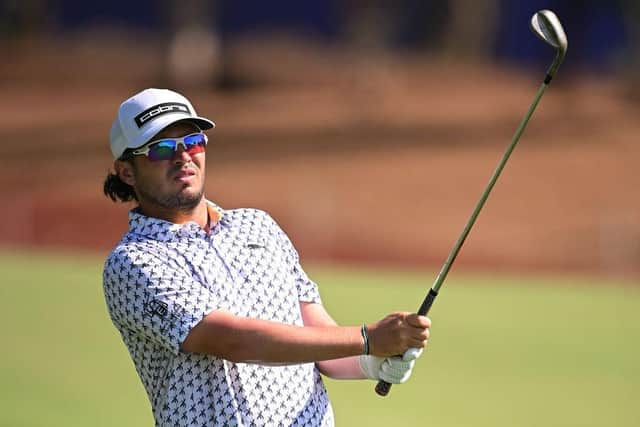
<box><xmin>1</xmin><ymin>251</ymin><xmax>638</xmax><ymax>426</ymax></box>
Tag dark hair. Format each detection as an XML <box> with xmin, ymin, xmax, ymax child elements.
<box><xmin>103</xmin><ymin>151</ymin><xmax>137</xmax><ymax>202</ymax></box>
<box><xmin>103</xmin><ymin>172</ymin><xmax>137</xmax><ymax>202</ymax></box>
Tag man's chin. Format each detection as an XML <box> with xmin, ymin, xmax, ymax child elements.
<box><xmin>139</xmin><ymin>186</ymin><xmax>204</xmax><ymax>212</ymax></box>
<box><xmin>173</xmin><ymin>189</ymin><xmax>204</xmax><ymax>211</ymax></box>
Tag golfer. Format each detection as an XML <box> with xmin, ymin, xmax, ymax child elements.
<box><xmin>102</xmin><ymin>88</ymin><xmax>431</xmax><ymax>426</ymax></box>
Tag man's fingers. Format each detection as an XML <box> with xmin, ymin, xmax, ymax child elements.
<box><xmin>379</xmin><ymin>358</ymin><xmax>415</xmax><ymax>384</ymax></box>
<box><xmin>368</xmin><ymin>312</ymin><xmax>433</xmax><ymax>357</ymax></box>
<box><xmin>414</xmin><ymin>328</ymin><xmax>430</xmax><ymax>341</ymax></box>
<box><xmin>406</xmin><ymin>313</ymin><xmax>431</xmax><ymax>329</ymax></box>
<box><xmin>408</xmin><ymin>318</ymin><xmax>430</xmax><ymax>341</ymax></box>
<box><xmin>408</xmin><ymin>322</ymin><xmax>430</xmax><ymax>350</ymax></box>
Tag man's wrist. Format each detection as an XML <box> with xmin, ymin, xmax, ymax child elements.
<box><xmin>360</xmin><ymin>324</ymin><xmax>370</xmax><ymax>355</ymax></box>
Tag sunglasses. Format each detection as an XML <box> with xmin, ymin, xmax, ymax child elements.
<box><xmin>131</xmin><ymin>133</ymin><xmax>208</xmax><ymax>161</ymax></box>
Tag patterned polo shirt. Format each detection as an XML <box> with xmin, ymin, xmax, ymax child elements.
<box><xmin>102</xmin><ymin>201</ymin><xmax>334</xmax><ymax>426</ymax></box>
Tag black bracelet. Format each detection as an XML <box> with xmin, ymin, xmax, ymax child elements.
<box><xmin>360</xmin><ymin>323</ymin><xmax>370</xmax><ymax>355</ymax></box>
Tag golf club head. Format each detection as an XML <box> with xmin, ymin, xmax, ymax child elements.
<box><xmin>530</xmin><ymin>9</ymin><xmax>568</xmax><ymax>82</ymax></box>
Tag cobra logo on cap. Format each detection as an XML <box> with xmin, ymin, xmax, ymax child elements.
<box><xmin>134</xmin><ymin>102</ymin><xmax>190</xmax><ymax>128</ymax></box>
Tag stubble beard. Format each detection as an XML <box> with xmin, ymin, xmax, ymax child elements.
<box><xmin>135</xmin><ymin>171</ymin><xmax>205</xmax><ymax>213</ymax></box>
<box><xmin>138</xmin><ymin>185</ymin><xmax>204</xmax><ymax>212</ymax></box>
<box><xmin>131</xmin><ymin>158</ymin><xmax>207</xmax><ymax>213</ymax></box>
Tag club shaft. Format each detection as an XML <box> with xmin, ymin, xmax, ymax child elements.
<box><xmin>375</xmin><ymin>80</ymin><xmax>550</xmax><ymax>397</ymax></box>
<box><xmin>431</xmin><ymin>80</ymin><xmax>549</xmax><ymax>294</ymax></box>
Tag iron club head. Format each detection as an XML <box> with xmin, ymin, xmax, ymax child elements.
<box><xmin>530</xmin><ymin>10</ymin><xmax>568</xmax><ymax>82</ymax></box>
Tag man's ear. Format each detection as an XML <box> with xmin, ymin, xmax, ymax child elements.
<box><xmin>114</xmin><ymin>160</ymin><xmax>136</xmax><ymax>186</ymax></box>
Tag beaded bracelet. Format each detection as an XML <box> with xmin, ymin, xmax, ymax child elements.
<box><xmin>360</xmin><ymin>323</ymin><xmax>370</xmax><ymax>355</ymax></box>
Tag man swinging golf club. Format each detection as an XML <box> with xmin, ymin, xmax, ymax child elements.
<box><xmin>102</xmin><ymin>88</ymin><xmax>430</xmax><ymax>426</ymax></box>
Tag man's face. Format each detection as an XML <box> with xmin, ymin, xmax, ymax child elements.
<box><xmin>116</xmin><ymin>121</ymin><xmax>207</xmax><ymax>212</ymax></box>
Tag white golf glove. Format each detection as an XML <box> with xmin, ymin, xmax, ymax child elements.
<box><xmin>359</xmin><ymin>348</ymin><xmax>424</xmax><ymax>384</ymax></box>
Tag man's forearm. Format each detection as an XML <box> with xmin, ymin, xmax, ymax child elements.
<box><xmin>181</xmin><ymin>309</ymin><xmax>364</xmax><ymax>363</ymax></box>
<box><xmin>316</xmin><ymin>356</ymin><xmax>367</xmax><ymax>379</ymax></box>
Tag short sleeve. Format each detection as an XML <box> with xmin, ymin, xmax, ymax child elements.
<box><xmin>103</xmin><ymin>246</ymin><xmax>217</xmax><ymax>355</ymax></box>
<box><xmin>270</xmin><ymin>217</ymin><xmax>322</xmax><ymax>305</ymax></box>
<box><xmin>291</xmin><ymin>261</ymin><xmax>321</xmax><ymax>304</ymax></box>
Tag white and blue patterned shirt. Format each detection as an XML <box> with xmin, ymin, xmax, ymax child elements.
<box><xmin>103</xmin><ymin>202</ymin><xmax>334</xmax><ymax>426</ymax></box>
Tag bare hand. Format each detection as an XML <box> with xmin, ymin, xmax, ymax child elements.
<box><xmin>366</xmin><ymin>312</ymin><xmax>431</xmax><ymax>357</ymax></box>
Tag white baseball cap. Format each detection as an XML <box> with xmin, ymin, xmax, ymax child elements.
<box><xmin>109</xmin><ymin>88</ymin><xmax>215</xmax><ymax>159</ymax></box>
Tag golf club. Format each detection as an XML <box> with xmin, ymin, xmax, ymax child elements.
<box><xmin>375</xmin><ymin>9</ymin><xmax>568</xmax><ymax>397</ymax></box>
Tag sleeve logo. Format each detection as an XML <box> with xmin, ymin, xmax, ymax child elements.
<box><xmin>144</xmin><ymin>299</ymin><xmax>170</xmax><ymax>318</ymax></box>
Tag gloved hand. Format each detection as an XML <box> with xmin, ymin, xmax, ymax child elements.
<box><xmin>359</xmin><ymin>347</ymin><xmax>424</xmax><ymax>384</ymax></box>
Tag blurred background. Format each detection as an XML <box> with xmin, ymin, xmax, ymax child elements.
<box><xmin>0</xmin><ymin>0</ymin><xmax>639</xmax><ymax>277</ymax></box>
<box><xmin>1</xmin><ymin>1</ymin><xmax>639</xmax><ymax>427</ymax></box>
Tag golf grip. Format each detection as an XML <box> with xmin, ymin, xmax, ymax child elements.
<box><xmin>375</xmin><ymin>288</ymin><xmax>438</xmax><ymax>396</ymax></box>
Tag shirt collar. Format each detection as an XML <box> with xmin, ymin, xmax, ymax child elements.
<box><xmin>206</xmin><ymin>200</ymin><xmax>224</xmax><ymax>224</ymax></box>
<box><xmin>128</xmin><ymin>199</ymin><xmax>225</xmax><ymax>241</ymax></box>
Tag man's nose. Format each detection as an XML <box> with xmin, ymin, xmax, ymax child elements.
<box><xmin>173</xmin><ymin>145</ymin><xmax>192</xmax><ymax>163</ymax></box>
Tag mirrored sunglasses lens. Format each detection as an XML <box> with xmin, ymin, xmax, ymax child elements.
<box><xmin>148</xmin><ymin>140</ymin><xmax>176</xmax><ymax>161</ymax></box>
<box><xmin>184</xmin><ymin>133</ymin><xmax>207</xmax><ymax>147</ymax></box>
<box><xmin>184</xmin><ymin>134</ymin><xmax>207</xmax><ymax>154</ymax></box>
